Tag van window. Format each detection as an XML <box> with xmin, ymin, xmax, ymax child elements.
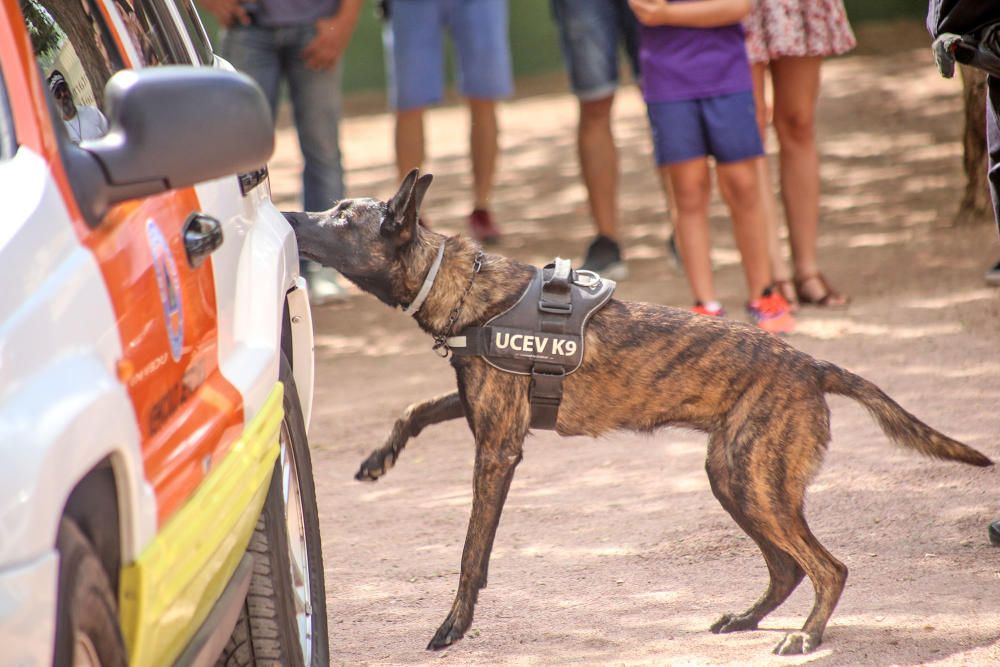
<box><xmin>0</xmin><ymin>75</ymin><xmax>14</xmax><ymax>160</ymax></box>
<box><xmin>171</xmin><ymin>0</ymin><xmax>214</xmax><ymax>65</ymax></box>
<box><xmin>22</xmin><ymin>0</ymin><xmax>124</xmax><ymax>143</ymax></box>
<box><xmin>108</xmin><ymin>0</ymin><xmax>173</xmax><ymax>65</ymax></box>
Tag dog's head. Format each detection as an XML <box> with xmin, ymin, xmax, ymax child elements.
<box><xmin>283</xmin><ymin>169</ymin><xmax>433</xmax><ymax>307</ymax></box>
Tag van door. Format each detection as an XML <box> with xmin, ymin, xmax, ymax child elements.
<box><xmin>21</xmin><ymin>0</ymin><xmax>244</xmax><ymax>526</ymax></box>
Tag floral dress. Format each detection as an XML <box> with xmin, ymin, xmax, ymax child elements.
<box><xmin>744</xmin><ymin>0</ymin><xmax>857</xmax><ymax>64</ymax></box>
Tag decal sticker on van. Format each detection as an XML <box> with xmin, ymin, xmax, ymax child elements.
<box><xmin>146</xmin><ymin>219</ymin><xmax>184</xmax><ymax>361</ymax></box>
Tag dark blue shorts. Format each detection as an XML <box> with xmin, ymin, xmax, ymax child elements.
<box><xmin>647</xmin><ymin>91</ymin><xmax>763</xmax><ymax>166</ymax></box>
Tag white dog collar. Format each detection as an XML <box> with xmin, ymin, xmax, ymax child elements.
<box><xmin>402</xmin><ymin>242</ymin><xmax>445</xmax><ymax>316</ymax></box>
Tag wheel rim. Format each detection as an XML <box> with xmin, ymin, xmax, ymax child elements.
<box><xmin>280</xmin><ymin>420</ymin><xmax>314</xmax><ymax>664</ymax></box>
<box><xmin>73</xmin><ymin>632</ymin><xmax>101</xmax><ymax>667</ymax></box>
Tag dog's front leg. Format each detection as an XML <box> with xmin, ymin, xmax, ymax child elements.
<box><xmin>427</xmin><ymin>431</ymin><xmax>524</xmax><ymax>650</ymax></box>
<box><xmin>356</xmin><ymin>391</ymin><xmax>465</xmax><ymax>481</ymax></box>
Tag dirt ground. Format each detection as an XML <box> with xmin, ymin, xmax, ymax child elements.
<box><xmin>269</xmin><ymin>23</ymin><xmax>1000</xmax><ymax>666</ymax></box>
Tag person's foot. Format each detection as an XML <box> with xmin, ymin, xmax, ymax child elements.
<box><xmin>772</xmin><ymin>279</ymin><xmax>799</xmax><ymax>313</ymax></box>
<box><xmin>306</xmin><ymin>266</ymin><xmax>348</xmax><ymax>306</ymax></box>
<box><xmin>747</xmin><ymin>288</ymin><xmax>796</xmax><ymax>334</ymax></box>
<box><xmin>985</xmin><ymin>260</ymin><xmax>1000</xmax><ymax>286</ymax></box>
<box><xmin>468</xmin><ymin>208</ymin><xmax>500</xmax><ymax>244</ymax></box>
<box><xmin>989</xmin><ymin>520</ymin><xmax>1000</xmax><ymax>546</ymax></box>
<box><xmin>691</xmin><ymin>301</ymin><xmax>724</xmax><ymax>317</ymax></box>
<box><xmin>580</xmin><ymin>235</ymin><xmax>628</xmax><ymax>280</ymax></box>
<box><xmin>794</xmin><ymin>273</ymin><xmax>848</xmax><ymax>308</ymax></box>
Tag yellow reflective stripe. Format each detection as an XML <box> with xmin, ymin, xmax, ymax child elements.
<box><xmin>120</xmin><ymin>382</ymin><xmax>284</xmax><ymax>667</ymax></box>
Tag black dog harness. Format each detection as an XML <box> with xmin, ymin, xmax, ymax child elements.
<box><xmin>447</xmin><ymin>258</ymin><xmax>616</xmax><ymax>430</ymax></box>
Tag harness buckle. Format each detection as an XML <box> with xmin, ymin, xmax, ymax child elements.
<box><xmin>538</xmin><ymin>301</ymin><xmax>573</xmax><ymax>315</ymax></box>
<box><xmin>530</xmin><ymin>365</ymin><xmax>565</xmax><ymax>401</ymax></box>
<box><xmin>572</xmin><ymin>270</ymin><xmax>602</xmax><ymax>289</ymax></box>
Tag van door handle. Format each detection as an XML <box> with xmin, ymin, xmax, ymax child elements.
<box><xmin>183</xmin><ymin>213</ymin><xmax>224</xmax><ymax>268</ymax></box>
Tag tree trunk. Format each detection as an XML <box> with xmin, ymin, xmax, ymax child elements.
<box><xmin>954</xmin><ymin>65</ymin><xmax>991</xmax><ymax>226</ymax></box>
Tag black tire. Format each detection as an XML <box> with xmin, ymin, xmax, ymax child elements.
<box><xmin>218</xmin><ymin>356</ymin><xmax>328</xmax><ymax>666</ymax></box>
<box><xmin>53</xmin><ymin>518</ymin><xmax>127</xmax><ymax>667</ymax></box>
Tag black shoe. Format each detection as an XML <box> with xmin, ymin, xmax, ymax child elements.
<box><xmin>985</xmin><ymin>260</ymin><xmax>1000</xmax><ymax>287</ymax></box>
<box><xmin>989</xmin><ymin>520</ymin><xmax>1000</xmax><ymax>546</ymax></box>
<box><xmin>580</xmin><ymin>235</ymin><xmax>627</xmax><ymax>280</ymax></box>
<box><xmin>667</xmin><ymin>231</ymin><xmax>683</xmax><ymax>271</ymax></box>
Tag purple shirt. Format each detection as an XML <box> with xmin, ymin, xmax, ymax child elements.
<box><xmin>639</xmin><ymin>15</ymin><xmax>751</xmax><ymax>103</ymax></box>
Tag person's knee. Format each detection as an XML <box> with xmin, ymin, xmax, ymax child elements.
<box><xmin>467</xmin><ymin>98</ymin><xmax>498</xmax><ymax>128</ymax></box>
<box><xmin>671</xmin><ymin>176</ymin><xmax>711</xmax><ymax>214</ymax></box>
<box><xmin>395</xmin><ymin>108</ymin><xmax>425</xmax><ymax>132</ymax></box>
<box><xmin>773</xmin><ymin>108</ymin><xmax>814</xmax><ymax>145</ymax></box>
<box><xmin>580</xmin><ymin>95</ymin><xmax>614</xmax><ymax>126</ymax></box>
<box><xmin>718</xmin><ymin>165</ymin><xmax>760</xmax><ymax>208</ymax></box>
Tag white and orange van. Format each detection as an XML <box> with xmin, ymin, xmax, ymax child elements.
<box><xmin>0</xmin><ymin>1</ymin><xmax>326</xmax><ymax>665</ymax></box>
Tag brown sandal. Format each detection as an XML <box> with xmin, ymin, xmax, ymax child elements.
<box><xmin>772</xmin><ymin>279</ymin><xmax>799</xmax><ymax>312</ymax></box>
<box><xmin>794</xmin><ymin>273</ymin><xmax>849</xmax><ymax>308</ymax></box>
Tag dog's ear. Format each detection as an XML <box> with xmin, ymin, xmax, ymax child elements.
<box><xmin>382</xmin><ymin>169</ymin><xmax>432</xmax><ymax>247</ymax></box>
<box><xmin>412</xmin><ymin>173</ymin><xmax>433</xmax><ymax>212</ymax></box>
<box><xmin>386</xmin><ymin>168</ymin><xmax>419</xmax><ymax>218</ymax></box>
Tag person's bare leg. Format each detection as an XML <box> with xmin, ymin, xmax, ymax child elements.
<box><xmin>751</xmin><ymin>63</ymin><xmax>792</xmax><ymax>286</ymax></box>
<box><xmin>468</xmin><ymin>97</ymin><xmax>499</xmax><ymax>210</ymax></box>
<box><xmin>770</xmin><ymin>57</ymin><xmax>822</xmax><ymax>280</ymax></box>
<box><xmin>395</xmin><ymin>107</ymin><xmax>426</xmax><ymax>180</ymax></box>
<box><xmin>716</xmin><ymin>159</ymin><xmax>772</xmax><ymax>299</ymax></box>
<box><xmin>664</xmin><ymin>158</ymin><xmax>714</xmax><ymax>304</ymax></box>
<box><xmin>579</xmin><ymin>95</ymin><xmax>620</xmax><ymax>240</ymax></box>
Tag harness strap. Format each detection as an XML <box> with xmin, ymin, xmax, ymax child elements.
<box><xmin>530</xmin><ymin>257</ymin><xmax>574</xmax><ymax>429</ymax></box>
<box><xmin>529</xmin><ymin>363</ymin><xmax>565</xmax><ymax>429</ymax></box>
<box><xmin>539</xmin><ymin>258</ymin><xmax>572</xmax><ymax>333</ymax></box>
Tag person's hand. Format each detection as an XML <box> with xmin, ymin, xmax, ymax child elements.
<box><xmin>301</xmin><ymin>14</ymin><xmax>353</xmax><ymax>70</ymax></box>
<box><xmin>628</xmin><ymin>0</ymin><xmax>671</xmax><ymax>27</ymax></box>
<box><xmin>199</xmin><ymin>0</ymin><xmax>249</xmax><ymax>28</ymax></box>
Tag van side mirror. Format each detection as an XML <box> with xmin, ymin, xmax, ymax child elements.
<box><xmin>65</xmin><ymin>66</ymin><xmax>274</xmax><ymax>222</ymax></box>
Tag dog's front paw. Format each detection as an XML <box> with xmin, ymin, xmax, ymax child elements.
<box><xmin>773</xmin><ymin>631</ymin><xmax>819</xmax><ymax>655</ymax></box>
<box><xmin>354</xmin><ymin>447</ymin><xmax>396</xmax><ymax>482</ymax></box>
<box><xmin>427</xmin><ymin>609</ymin><xmax>472</xmax><ymax>650</ymax></box>
<box><xmin>710</xmin><ymin>613</ymin><xmax>758</xmax><ymax>634</ymax></box>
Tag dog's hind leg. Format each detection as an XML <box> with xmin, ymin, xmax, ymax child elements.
<box><xmin>356</xmin><ymin>391</ymin><xmax>465</xmax><ymax>481</ymax></box>
<box><xmin>766</xmin><ymin>511</ymin><xmax>847</xmax><ymax>655</ymax></box>
<box><xmin>427</xmin><ymin>428</ymin><xmax>525</xmax><ymax>650</ymax></box>
<box><xmin>705</xmin><ymin>436</ymin><xmax>805</xmax><ymax>635</ymax></box>
<box><xmin>713</xmin><ymin>409</ymin><xmax>846</xmax><ymax>656</ymax></box>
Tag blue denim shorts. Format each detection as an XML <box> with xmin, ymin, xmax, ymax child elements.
<box><xmin>384</xmin><ymin>0</ymin><xmax>514</xmax><ymax>110</ymax></box>
<box><xmin>550</xmin><ymin>0</ymin><xmax>639</xmax><ymax>101</ymax></box>
<box><xmin>647</xmin><ymin>91</ymin><xmax>764</xmax><ymax>166</ymax></box>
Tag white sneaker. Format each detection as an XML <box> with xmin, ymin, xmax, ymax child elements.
<box><xmin>306</xmin><ymin>266</ymin><xmax>348</xmax><ymax>305</ymax></box>
<box><xmin>986</xmin><ymin>260</ymin><xmax>1000</xmax><ymax>287</ymax></box>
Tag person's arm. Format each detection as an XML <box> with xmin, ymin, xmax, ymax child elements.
<box><xmin>197</xmin><ymin>0</ymin><xmax>250</xmax><ymax>28</ymax></box>
<box><xmin>628</xmin><ymin>0</ymin><xmax>751</xmax><ymax>28</ymax></box>
<box><xmin>301</xmin><ymin>0</ymin><xmax>365</xmax><ymax>70</ymax></box>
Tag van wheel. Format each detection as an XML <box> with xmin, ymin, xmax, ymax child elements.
<box><xmin>218</xmin><ymin>357</ymin><xmax>328</xmax><ymax>666</ymax></box>
<box><xmin>54</xmin><ymin>518</ymin><xmax>127</xmax><ymax>667</ymax></box>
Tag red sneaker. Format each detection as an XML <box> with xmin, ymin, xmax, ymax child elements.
<box><xmin>468</xmin><ymin>208</ymin><xmax>500</xmax><ymax>243</ymax></box>
<box><xmin>691</xmin><ymin>302</ymin><xmax>724</xmax><ymax>317</ymax></box>
<box><xmin>747</xmin><ymin>288</ymin><xmax>796</xmax><ymax>334</ymax></box>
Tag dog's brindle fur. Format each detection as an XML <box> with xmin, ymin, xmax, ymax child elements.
<box><xmin>285</xmin><ymin>170</ymin><xmax>992</xmax><ymax>656</ymax></box>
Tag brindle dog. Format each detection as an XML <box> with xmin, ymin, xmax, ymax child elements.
<box><xmin>284</xmin><ymin>170</ymin><xmax>992</xmax><ymax>656</ymax></box>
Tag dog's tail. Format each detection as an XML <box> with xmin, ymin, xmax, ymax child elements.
<box><xmin>820</xmin><ymin>362</ymin><xmax>992</xmax><ymax>467</ymax></box>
